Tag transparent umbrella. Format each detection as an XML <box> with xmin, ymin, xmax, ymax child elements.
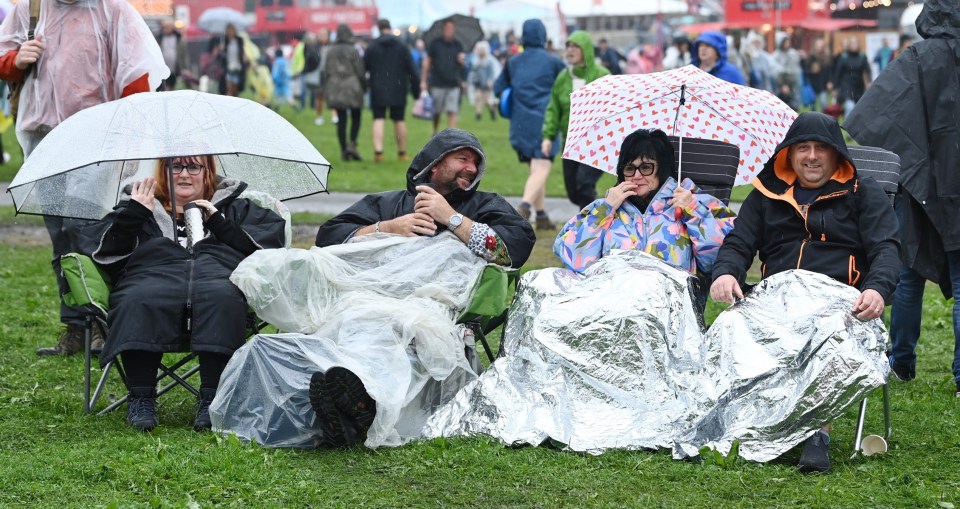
<box><xmin>7</xmin><ymin>90</ymin><xmax>331</xmax><ymax>220</ymax></box>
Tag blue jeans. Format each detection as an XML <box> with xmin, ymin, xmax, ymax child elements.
<box><xmin>889</xmin><ymin>198</ymin><xmax>960</xmax><ymax>381</ymax></box>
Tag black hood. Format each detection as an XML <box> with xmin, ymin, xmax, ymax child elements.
<box><xmin>406</xmin><ymin>129</ymin><xmax>487</xmax><ymax>202</ymax></box>
<box><xmin>765</xmin><ymin>111</ymin><xmax>853</xmax><ymax>173</ymax></box>
<box><xmin>376</xmin><ymin>33</ymin><xmax>401</xmax><ymax>46</ymax></box>
<box><xmin>917</xmin><ymin>0</ymin><xmax>960</xmax><ymax>40</ymax></box>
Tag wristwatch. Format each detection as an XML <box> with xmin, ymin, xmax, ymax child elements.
<box><xmin>448</xmin><ymin>213</ymin><xmax>464</xmax><ymax>230</ymax></box>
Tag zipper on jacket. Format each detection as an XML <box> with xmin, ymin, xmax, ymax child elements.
<box><xmin>797</xmin><ymin>190</ymin><xmax>847</xmax><ymax>269</ymax></box>
<box><xmin>185</xmin><ymin>256</ymin><xmax>195</xmax><ymax>333</ymax></box>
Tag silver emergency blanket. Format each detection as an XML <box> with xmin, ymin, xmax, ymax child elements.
<box><xmin>210</xmin><ymin>233</ymin><xmax>486</xmax><ymax>448</ymax></box>
<box><xmin>425</xmin><ymin>251</ymin><xmax>889</xmax><ymax>462</ymax></box>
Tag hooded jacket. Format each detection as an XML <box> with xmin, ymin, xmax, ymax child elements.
<box><xmin>493</xmin><ymin>19</ymin><xmax>566</xmax><ymax>158</ymax></box>
<box><xmin>554</xmin><ymin>177</ymin><xmax>736</xmax><ymax>274</ymax></box>
<box><xmin>542</xmin><ymin>31</ymin><xmax>610</xmax><ymax>143</ymax></box>
<box><xmin>79</xmin><ymin>178</ymin><xmax>286</xmax><ymax>367</ymax></box>
<box><xmin>324</xmin><ymin>24</ymin><xmax>366</xmax><ymax>109</ymax></box>
<box><xmin>691</xmin><ymin>31</ymin><xmax>745</xmax><ymax>86</ymax></box>
<box><xmin>315</xmin><ymin>129</ymin><xmax>536</xmax><ymax>268</ymax></box>
<box><xmin>845</xmin><ymin>0</ymin><xmax>960</xmax><ymax>294</ymax></box>
<box><xmin>364</xmin><ymin>32</ymin><xmax>420</xmax><ymax>107</ymax></box>
<box><xmin>712</xmin><ymin>112</ymin><xmax>900</xmax><ymax>300</ymax></box>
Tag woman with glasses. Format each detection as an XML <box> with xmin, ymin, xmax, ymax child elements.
<box><xmin>554</xmin><ymin>129</ymin><xmax>736</xmax><ymax>274</ymax></box>
<box><xmin>81</xmin><ymin>156</ymin><xmax>286</xmax><ymax>432</ymax></box>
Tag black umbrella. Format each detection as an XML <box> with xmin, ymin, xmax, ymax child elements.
<box><xmin>422</xmin><ymin>14</ymin><xmax>484</xmax><ymax>52</ymax></box>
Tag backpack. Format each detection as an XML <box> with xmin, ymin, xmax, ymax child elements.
<box><xmin>304</xmin><ymin>46</ymin><xmax>321</xmax><ymax>73</ymax></box>
<box><xmin>7</xmin><ymin>0</ymin><xmax>40</xmax><ymax>120</ymax></box>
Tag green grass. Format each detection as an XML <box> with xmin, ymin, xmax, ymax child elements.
<box><xmin>2</xmin><ymin>230</ymin><xmax>960</xmax><ymax>507</ymax></box>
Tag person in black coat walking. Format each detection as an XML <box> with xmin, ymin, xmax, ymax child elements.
<box><xmin>364</xmin><ymin>19</ymin><xmax>420</xmax><ymax>163</ymax></box>
<box><xmin>846</xmin><ymin>0</ymin><xmax>960</xmax><ymax>394</ymax></box>
<box><xmin>82</xmin><ymin>156</ymin><xmax>286</xmax><ymax>432</ymax></box>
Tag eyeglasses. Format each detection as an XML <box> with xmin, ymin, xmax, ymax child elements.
<box><xmin>171</xmin><ymin>164</ymin><xmax>205</xmax><ymax>175</ymax></box>
<box><xmin>622</xmin><ymin>162</ymin><xmax>657</xmax><ymax>177</ymax></box>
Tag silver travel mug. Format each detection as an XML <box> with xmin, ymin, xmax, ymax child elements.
<box><xmin>183</xmin><ymin>203</ymin><xmax>205</xmax><ymax>251</ymax></box>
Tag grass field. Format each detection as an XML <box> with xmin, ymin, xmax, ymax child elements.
<box><xmin>1</xmin><ymin>210</ymin><xmax>959</xmax><ymax>507</ymax></box>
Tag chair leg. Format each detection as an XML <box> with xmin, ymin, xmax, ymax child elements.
<box><xmin>882</xmin><ymin>383</ymin><xmax>892</xmax><ymax>440</ymax></box>
<box><xmin>474</xmin><ymin>328</ymin><xmax>496</xmax><ymax>364</ymax></box>
<box><xmin>84</xmin><ymin>316</ymin><xmax>93</xmax><ymax>414</ymax></box>
<box><xmin>850</xmin><ymin>396</ymin><xmax>869</xmax><ymax>460</ymax></box>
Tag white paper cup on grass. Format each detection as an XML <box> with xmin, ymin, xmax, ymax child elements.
<box><xmin>860</xmin><ymin>434</ymin><xmax>888</xmax><ymax>456</ymax></box>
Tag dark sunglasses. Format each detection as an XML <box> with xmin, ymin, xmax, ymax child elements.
<box><xmin>622</xmin><ymin>162</ymin><xmax>657</xmax><ymax>177</ymax></box>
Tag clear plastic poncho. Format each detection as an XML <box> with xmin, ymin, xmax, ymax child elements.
<box><xmin>0</xmin><ymin>0</ymin><xmax>169</xmax><ymax>135</ymax></box>
<box><xmin>210</xmin><ymin>233</ymin><xmax>487</xmax><ymax>448</ymax></box>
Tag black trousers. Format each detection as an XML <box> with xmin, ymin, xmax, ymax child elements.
<box><xmin>121</xmin><ymin>350</ymin><xmax>231</xmax><ymax>392</ymax></box>
<box><xmin>335</xmin><ymin>107</ymin><xmax>362</xmax><ymax>151</ymax></box>
<box><xmin>562</xmin><ymin>158</ymin><xmax>604</xmax><ymax>209</ymax></box>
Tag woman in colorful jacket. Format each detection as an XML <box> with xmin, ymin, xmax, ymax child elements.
<box><xmin>554</xmin><ymin>129</ymin><xmax>736</xmax><ymax>276</ymax></box>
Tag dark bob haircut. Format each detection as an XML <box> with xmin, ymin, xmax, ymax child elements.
<box><xmin>615</xmin><ymin>128</ymin><xmax>676</xmax><ymax>184</ymax></box>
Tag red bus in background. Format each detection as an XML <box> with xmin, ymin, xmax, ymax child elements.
<box><xmin>257</xmin><ymin>0</ymin><xmax>378</xmax><ymax>37</ymax></box>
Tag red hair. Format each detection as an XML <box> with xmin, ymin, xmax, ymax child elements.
<box><xmin>154</xmin><ymin>155</ymin><xmax>218</xmax><ymax>212</ymax></box>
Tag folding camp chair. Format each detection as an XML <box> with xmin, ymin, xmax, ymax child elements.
<box><xmin>458</xmin><ymin>264</ymin><xmax>520</xmax><ymax>363</ymax></box>
<box><xmin>63</xmin><ymin>190</ymin><xmax>292</xmax><ymax>415</ymax></box>
<box><xmin>846</xmin><ymin>145</ymin><xmax>900</xmax><ymax>457</ymax></box>
<box><xmin>668</xmin><ymin>136</ymin><xmax>741</xmax><ymax>205</ymax></box>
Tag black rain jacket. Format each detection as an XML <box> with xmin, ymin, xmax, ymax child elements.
<box><xmin>364</xmin><ymin>33</ymin><xmax>420</xmax><ymax>107</ymax></box>
<box><xmin>315</xmin><ymin>129</ymin><xmax>536</xmax><ymax>268</ymax></box>
<box><xmin>81</xmin><ymin>178</ymin><xmax>286</xmax><ymax>367</ymax></box>
<box><xmin>845</xmin><ymin>0</ymin><xmax>960</xmax><ymax>295</ymax></box>
<box><xmin>712</xmin><ymin>112</ymin><xmax>901</xmax><ymax>300</ymax></box>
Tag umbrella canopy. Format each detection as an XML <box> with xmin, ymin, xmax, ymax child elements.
<box><xmin>422</xmin><ymin>14</ymin><xmax>484</xmax><ymax>52</ymax></box>
<box><xmin>563</xmin><ymin>65</ymin><xmax>797</xmax><ymax>185</ymax></box>
<box><xmin>8</xmin><ymin>90</ymin><xmax>331</xmax><ymax>220</ymax></box>
<box><xmin>197</xmin><ymin>7</ymin><xmax>251</xmax><ymax>34</ymax></box>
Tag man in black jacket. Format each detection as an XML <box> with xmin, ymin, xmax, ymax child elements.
<box><xmin>317</xmin><ymin>128</ymin><xmax>536</xmax><ymax>267</ymax></box>
<box><xmin>364</xmin><ymin>18</ymin><xmax>420</xmax><ymax>162</ymax></box>
<box><xmin>710</xmin><ymin>111</ymin><xmax>900</xmax><ymax>473</ymax></box>
<box><xmin>846</xmin><ymin>0</ymin><xmax>960</xmax><ymax>395</ymax></box>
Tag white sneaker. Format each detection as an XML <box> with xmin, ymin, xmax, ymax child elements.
<box><xmin>314</xmin><ymin>117</ymin><xmax>325</xmax><ymax>126</ymax></box>
<box><xmin>331</xmin><ymin>116</ymin><xmax>339</xmax><ymax>125</ymax></box>
<box><xmin>1</xmin><ymin>152</ymin><xmax>9</xmax><ymax>164</ymax></box>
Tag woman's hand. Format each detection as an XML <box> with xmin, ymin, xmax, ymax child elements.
<box><xmin>668</xmin><ymin>186</ymin><xmax>694</xmax><ymax>210</ymax></box>
<box><xmin>131</xmin><ymin>178</ymin><xmax>157</xmax><ymax>209</ymax></box>
<box><xmin>189</xmin><ymin>199</ymin><xmax>218</xmax><ymax>219</ymax></box>
<box><xmin>604</xmin><ymin>181</ymin><xmax>638</xmax><ymax>210</ymax></box>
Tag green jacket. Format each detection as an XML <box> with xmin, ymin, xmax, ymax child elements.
<box><xmin>542</xmin><ymin>31</ymin><xmax>610</xmax><ymax>142</ymax></box>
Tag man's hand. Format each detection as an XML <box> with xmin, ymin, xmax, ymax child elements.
<box><xmin>541</xmin><ymin>139</ymin><xmax>552</xmax><ymax>157</ymax></box>
<box><xmin>131</xmin><ymin>177</ymin><xmax>157</xmax><ymax>210</ymax></box>
<box><xmin>380</xmin><ymin>212</ymin><xmax>436</xmax><ymax>237</ymax></box>
<box><xmin>710</xmin><ymin>274</ymin><xmax>744</xmax><ymax>304</ymax></box>
<box><xmin>15</xmin><ymin>36</ymin><xmax>44</xmax><ymax>70</ymax></box>
<box><xmin>414</xmin><ymin>185</ymin><xmax>456</xmax><ymax>224</ymax></box>
<box><xmin>852</xmin><ymin>288</ymin><xmax>885</xmax><ymax>321</ymax></box>
<box><xmin>604</xmin><ymin>181</ymin><xmax>638</xmax><ymax>210</ymax></box>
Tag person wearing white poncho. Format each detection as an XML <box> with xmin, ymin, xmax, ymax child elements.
<box><xmin>210</xmin><ymin>129</ymin><xmax>535</xmax><ymax>448</ymax></box>
<box><xmin>0</xmin><ymin>0</ymin><xmax>169</xmax><ymax>357</ymax></box>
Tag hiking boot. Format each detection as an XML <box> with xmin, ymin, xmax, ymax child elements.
<box><xmin>798</xmin><ymin>430</ymin><xmax>831</xmax><ymax>473</ymax></box>
<box><xmin>193</xmin><ymin>388</ymin><xmax>216</xmax><ymax>431</ymax></box>
<box><xmin>90</xmin><ymin>325</ymin><xmax>106</xmax><ymax>356</ymax></box>
<box><xmin>535</xmin><ymin>214</ymin><xmax>556</xmax><ymax>230</ymax></box>
<box><xmin>324</xmin><ymin>366</ymin><xmax>377</xmax><ymax>432</ymax></box>
<box><xmin>374</xmin><ymin>151</ymin><xmax>384</xmax><ymax>163</ymax></box>
<box><xmin>516</xmin><ymin>203</ymin><xmax>531</xmax><ymax>221</ymax></box>
<box><xmin>890</xmin><ymin>361</ymin><xmax>915</xmax><ymax>382</ymax></box>
<box><xmin>397</xmin><ymin>152</ymin><xmax>408</xmax><ymax>162</ymax></box>
<box><xmin>346</xmin><ymin>142</ymin><xmax>362</xmax><ymax>162</ymax></box>
<box><xmin>309</xmin><ymin>371</ymin><xmax>359</xmax><ymax>447</ymax></box>
<box><xmin>126</xmin><ymin>388</ymin><xmax>158</xmax><ymax>432</ymax></box>
<box><xmin>37</xmin><ymin>325</ymin><xmax>84</xmax><ymax>356</ymax></box>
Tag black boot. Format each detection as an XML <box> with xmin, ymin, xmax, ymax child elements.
<box><xmin>126</xmin><ymin>387</ymin><xmax>158</xmax><ymax>432</ymax></box>
<box><xmin>798</xmin><ymin>430</ymin><xmax>831</xmax><ymax>473</ymax></box>
<box><xmin>309</xmin><ymin>371</ymin><xmax>359</xmax><ymax>447</ymax></box>
<box><xmin>346</xmin><ymin>141</ymin><xmax>362</xmax><ymax>161</ymax></box>
<box><xmin>193</xmin><ymin>388</ymin><xmax>216</xmax><ymax>431</ymax></box>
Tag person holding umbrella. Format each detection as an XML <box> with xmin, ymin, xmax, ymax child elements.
<box><xmin>541</xmin><ymin>30</ymin><xmax>610</xmax><ymax>209</ymax></box>
<box><xmin>0</xmin><ymin>0</ymin><xmax>169</xmax><ymax>356</ymax></box>
<box><xmin>554</xmin><ymin>128</ymin><xmax>736</xmax><ymax>275</ymax></box>
<box><xmin>80</xmin><ymin>156</ymin><xmax>287</xmax><ymax>432</ymax></box>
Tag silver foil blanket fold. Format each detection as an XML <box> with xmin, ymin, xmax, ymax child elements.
<box><xmin>424</xmin><ymin>251</ymin><xmax>889</xmax><ymax>462</ymax></box>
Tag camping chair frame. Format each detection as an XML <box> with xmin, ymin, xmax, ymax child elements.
<box><xmin>458</xmin><ymin>264</ymin><xmax>520</xmax><ymax>363</ymax></box>
<box><xmin>846</xmin><ymin>145</ymin><xmax>900</xmax><ymax>458</ymax></box>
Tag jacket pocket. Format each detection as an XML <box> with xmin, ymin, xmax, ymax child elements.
<box><xmin>848</xmin><ymin>255</ymin><xmax>861</xmax><ymax>286</ymax></box>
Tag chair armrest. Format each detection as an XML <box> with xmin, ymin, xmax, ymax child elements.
<box><xmin>61</xmin><ymin>253</ymin><xmax>112</xmax><ymax>315</ymax></box>
<box><xmin>458</xmin><ymin>264</ymin><xmax>519</xmax><ymax>325</ymax></box>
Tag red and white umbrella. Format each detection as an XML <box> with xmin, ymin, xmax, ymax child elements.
<box><xmin>563</xmin><ymin>65</ymin><xmax>797</xmax><ymax>185</ymax></box>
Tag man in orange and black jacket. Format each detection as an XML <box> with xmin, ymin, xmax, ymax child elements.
<box><xmin>709</xmin><ymin>111</ymin><xmax>900</xmax><ymax>473</ymax></box>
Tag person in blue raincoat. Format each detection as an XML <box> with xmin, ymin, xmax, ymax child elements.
<box><xmin>493</xmin><ymin>19</ymin><xmax>566</xmax><ymax>230</ymax></box>
<box><xmin>691</xmin><ymin>31</ymin><xmax>745</xmax><ymax>85</ymax></box>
